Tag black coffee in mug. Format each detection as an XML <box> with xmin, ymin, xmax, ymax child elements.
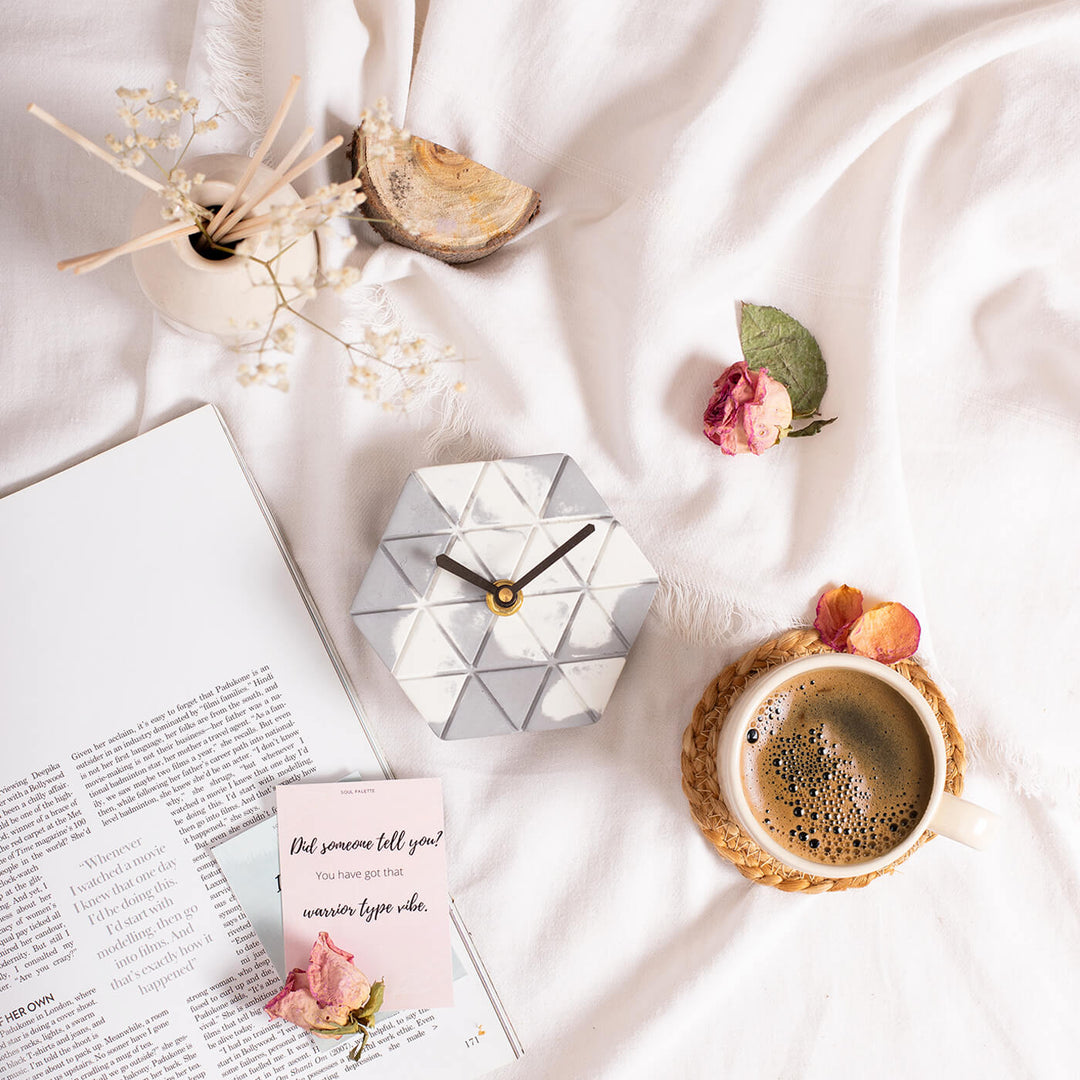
<box><xmin>740</xmin><ymin>666</ymin><xmax>936</xmax><ymax>866</ymax></box>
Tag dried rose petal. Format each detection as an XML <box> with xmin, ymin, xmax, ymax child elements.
<box><xmin>814</xmin><ymin>585</ymin><xmax>864</xmax><ymax>650</ymax></box>
<box><xmin>846</xmin><ymin>602</ymin><xmax>921</xmax><ymax>663</ymax></box>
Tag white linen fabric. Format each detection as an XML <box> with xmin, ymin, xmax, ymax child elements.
<box><xmin>3</xmin><ymin>1</ymin><xmax>1079</xmax><ymax>1077</ymax></box>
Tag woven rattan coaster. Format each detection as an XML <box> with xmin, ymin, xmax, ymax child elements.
<box><xmin>681</xmin><ymin>628</ymin><xmax>966</xmax><ymax>893</ymax></box>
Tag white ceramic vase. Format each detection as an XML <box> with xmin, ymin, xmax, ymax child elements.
<box><xmin>130</xmin><ymin>153</ymin><xmax>319</xmax><ymax>342</ymax></box>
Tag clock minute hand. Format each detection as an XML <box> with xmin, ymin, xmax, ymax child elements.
<box><xmin>513</xmin><ymin>523</ymin><xmax>596</xmax><ymax>592</ymax></box>
<box><xmin>435</xmin><ymin>554</ymin><xmax>499</xmax><ymax>596</ymax></box>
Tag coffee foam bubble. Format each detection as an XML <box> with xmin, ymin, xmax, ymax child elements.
<box><xmin>740</xmin><ymin>668</ymin><xmax>935</xmax><ymax>866</ymax></box>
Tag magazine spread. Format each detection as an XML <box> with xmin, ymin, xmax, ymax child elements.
<box><xmin>0</xmin><ymin>406</ymin><xmax>521</xmax><ymax>1079</ymax></box>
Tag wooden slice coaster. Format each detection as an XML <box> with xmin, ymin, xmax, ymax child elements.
<box><xmin>681</xmin><ymin>628</ymin><xmax>965</xmax><ymax>893</ymax></box>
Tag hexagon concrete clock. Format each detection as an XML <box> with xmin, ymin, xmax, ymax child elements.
<box><xmin>350</xmin><ymin>455</ymin><xmax>658</xmax><ymax>739</ymax></box>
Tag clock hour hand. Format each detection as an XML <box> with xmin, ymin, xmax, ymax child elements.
<box><xmin>434</xmin><ymin>553</ymin><xmax>499</xmax><ymax>596</ymax></box>
<box><xmin>512</xmin><ymin>523</ymin><xmax>596</xmax><ymax>592</ymax></box>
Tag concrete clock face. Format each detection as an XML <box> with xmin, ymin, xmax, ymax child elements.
<box><xmin>350</xmin><ymin>455</ymin><xmax>658</xmax><ymax>739</ymax></box>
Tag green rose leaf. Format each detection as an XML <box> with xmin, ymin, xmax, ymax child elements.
<box><xmin>740</xmin><ymin>303</ymin><xmax>827</xmax><ymax>417</ymax></box>
<box><xmin>354</xmin><ymin>980</ymin><xmax>384</xmax><ymax>1025</ymax></box>
<box><xmin>787</xmin><ymin>416</ymin><xmax>837</xmax><ymax>439</ymax></box>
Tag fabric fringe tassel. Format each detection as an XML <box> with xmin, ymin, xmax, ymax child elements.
<box><xmin>964</xmin><ymin>732</ymin><xmax>1079</xmax><ymax>808</ymax></box>
<box><xmin>205</xmin><ymin>0</ymin><xmax>269</xmax><ymax>138</ymax></box>
<box><xmin>651</xmin><ymin>575</ymin><xmax>803</xmax><ymax>647</ymax></box>
<box><xmin>423</xmin><ymin>385</ymin><xmax>501</xmax><ymax>464</ymax></box>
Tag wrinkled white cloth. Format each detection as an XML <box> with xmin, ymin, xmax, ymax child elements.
<box><xmin>3</xmin><ymin>1</ymin><xmax>1079</xmax><ymax>1077</ymax></box>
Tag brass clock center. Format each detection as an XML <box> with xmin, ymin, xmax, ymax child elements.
<box><xmin>486</xmin><ymin>579</ymin><xmax>523</xmax><ymax>616</ymax></box>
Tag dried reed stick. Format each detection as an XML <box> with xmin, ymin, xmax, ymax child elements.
<box><xmin>213</xmin><ymin>125</ymin><xmax>315</xmax><ymax>239</ymax></box>
<box><xmin>65</xmin><ymin>221</ymin><xmax>198</xmax><ymax>274</ymax></box>
<box><xmin>206</xmin><ymin>74</ymin><xmax>302</xmax><ymax>237</ymax></box>
<box><xmin>221</xmin><ymin>177</ymin><xmax>363</xmax><ymax>242</ymax></box>
<box><xmin>214</xmin><ymin>134</ymin><xmax>344</xmax><ymax>234</ymax></box>
<box><xmin>27</xmin><ymin>103</ymin><xmax>165</xmax><ymax>195</ymax></box>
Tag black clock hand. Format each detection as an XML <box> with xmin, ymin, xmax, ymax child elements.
<box><xmin>513</xmin><ymin>523</ymin><xmax>596</xmax><ymax>592</ymax></box>
<box><xmin>435</xmin><ymin>554</ymin><xmax>499</xmax><ymax>596</ymax></box>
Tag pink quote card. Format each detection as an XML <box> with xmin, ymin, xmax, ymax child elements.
<box><xmin>275</xmin><ymin>778</ymin><xmax>452</xmax><ymax>1009</ymax></box>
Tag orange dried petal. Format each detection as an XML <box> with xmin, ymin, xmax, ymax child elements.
<box><xmin>846</xmin><ymin>602</ymin><xmax>921</xmax><ymax>663</ymax></box>
<box><xmin>814</xmin><ymin>585</ymin><xmax>863</xmax><ymax>650</ymax></box>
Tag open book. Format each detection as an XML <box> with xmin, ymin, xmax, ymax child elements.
<box><xmin>0</xmin><ymin>406</ymin><xmax>521</xmax><ymax>1078</ymax></box>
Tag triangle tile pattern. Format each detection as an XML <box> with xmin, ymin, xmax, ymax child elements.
<box><xmin>475</xmin><ymin>612</ymin><xmax>548</xmax><ymax>670</ymax></box>
<box><xmin>556</xmin><ymin>591</ymin><xmax>624</xmax><ymax>659</ymax></box>
<box><xmin>399</xmin><ymin>672</ymin><xmax>469</xmax><ymax>736</ymax></box>
<box><xmin>430</xmin><ymin>601</ymin><xmax>493</xmax><ymax>668</ymax></box>
<box><xmin>351</xmin><ymin>609</ymin><xmax>418</xmax><ymax>672</ymax></box>
<box><xmin>560</xmin><ymin>658</ymin><xmax>626</xmax><ymax>714</ymax></box>
<box><xmin>524</xmin><ymin>667</ymin><xmax>594</xmax><ymax>731</ymax></box>
<box><xmin>427</xmin><ymin>535</ymin><xmax>490</xmax><ymax>604</ymax></box>
<box><xmin>542</xmin><ymin>456</ymin><xmax>611</xmax><ymax>519</ymax></box>
<box><xmin>351</xmin><ymin>547</ymin><xmax>418</xmax><ymax>613</ymax></box>
<box><xmin>517</xmin><ymin>592</ymin><xmax>578</xmax><ymax>655</ymax></box>
<box><xmin>539</xmin><ymin>518</ymin><xmax>611</xmax><ymax>583</ymax></box>
<box><xmin>459</xmin><ymin>526</ymin><xmax>532</xmax><ymax>584</ymax></box>
<box><xmin>416</xmin><ymin>460</ymin><xmax>485</xmax><ymax>523</ymax></box>
<box><xmin>495</xmin><ymin>456</ymin><xmax>563</xmax><ymax>515</ymax></box>
<box><xmin>463</xmin><ymin>465</ymin><xmax>535</xmax><ymax>528</ymax></box>
<box><xmin>394</xmin><ymin>610</ymin><xmax>468</xmax><ymax>679</ymax></box>
<box><xmin>350</xmin><ymin>455</ymin><xmax>659</xmax><ymax>740</ymax></box>
<box><xmin>513</xmin><ymin>525</ymin><xmax>583</xmax><ymax>593</ymax></box>
<box><xmin>477</xmin><ymin>666</ymin><xmax>549</xmax><ymax>730</ymax></box>
<box><xmin>443</xmin><ymin>676</ymin><xmax>517</xmax><ymax>739</ymax></box>
<box><xmin>592</xmin><ymin>583</ymin><xmax>658</xmax><ymax>648</ymax></box>
<box><xmin>382</xmin><ymin>473</ymin><xmax>455</xmax><ymax>539</ymax></box>
<box><xmin>588</xmin><ymin>524</ymin><xmax>658</xmax><ymax>588</ymax></box>
<box><xmin>382</xmin><ymin>535</ymin><xmax>447</xmax><ymax>597</ymax></box>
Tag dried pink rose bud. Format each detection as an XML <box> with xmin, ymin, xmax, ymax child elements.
<box><xmin>703</xmin><ymin>361</ymin><xmax>793</xmax><ymax>455</ymax></box>
<box><xmin>265</xmin><ymin>932</ymin><xmax>374</xmax><ymax>1039</ymax></box>
<box><xmin>814</xmin><ymin>585</ymin><xmax>864</xmax><ymax>650</ymax></box>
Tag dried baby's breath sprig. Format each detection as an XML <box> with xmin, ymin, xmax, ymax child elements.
<box><xmin>356</xmin><ymin>97</ymin><xmax>409</xmax><ymax>164</ymax></box>
<box><xmin>237</xmin><ymin>359</ymin><xmax>290</xmax><ymax>392</ymax></box>
<box><xmin>227</xmin><ymin>232</ymin><xmax>467</xmax><ymax>410</ymax></box>
<box><xmin>160</xmin><ymin>168</ymin><xmax>209</xmax><ymax>224</ymax></box>
<box><xmin>105</xmin><ymin>82</ymin><xmax>220</xmax><ymax>179</ymax></box>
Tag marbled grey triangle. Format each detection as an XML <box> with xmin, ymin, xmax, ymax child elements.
<box><xmin>398</xmin><ymin>672</ymin><xmax>469</xmax><ymax>737</ymax></box>
<box><xmin>524</xmin><ymin>667</ymin><xmax>594</xmax><ymax>731</ymax></box>
<box><xmin>591</xmin><ymin>582</ymin><xmax>658</xmax><ymax>650</ymax></box>
<box><xmin>383</xmin><ymin>534</ymin><xmax>447</xmax><ymax>598</ymax></box>
<box><xmin>430</xmin><ymin>600</ymin><xmax>493</xmax><ymax>667</ymax></box>
<box><xmin>442</xmin><ymin>675</ymin><xmax>517</xmax><ymax>739</ymax></box>
<box><xmin>477</xmin><ymin>666</ymin><xmax>549</xmax><ymax>730</ymax></box>
<box><xmin>351</xmin><ymin>608</ymin><xmax>419</xmax><ymax>671</ymax></box>
<box><xmin>542</xmin><ymin>456</ymin><xmax>611</xmax><ymax>519</ymax></box>
<box><xmin>495</xmin><ymin>455</ymin><xmax>564</xmax><ymax>515</ymax></box>
<box><xmin>350</xmin><ymin>547</ymin><xmax>419</xmax><ymax>612</ymax></box>
<box><xmin>382</xmin><ymin>473</ymin><xmax>455</xmax><ymax>538</ymax></box>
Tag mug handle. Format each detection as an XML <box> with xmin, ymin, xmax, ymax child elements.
<box><xmin>929</xmin><ymin>792</ymin><xmax>999</xmax><ymax>850</ymax></box>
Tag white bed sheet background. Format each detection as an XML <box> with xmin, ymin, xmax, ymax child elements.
<box><xmin>3</xmin><ymin>1</ymin><xmax>1079</xmax><ymax>1077</ymax></box>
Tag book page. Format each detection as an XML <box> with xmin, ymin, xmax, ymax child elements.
<box><xmin>0</xmin><ymin>406</ymin><xmax>520</xmax><ymax>1079</ymax></box>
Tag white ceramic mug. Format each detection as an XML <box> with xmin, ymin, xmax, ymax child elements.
<box><xmin>716</xmin><ymin>653</ymin><xmax>997</xmax><ymax>878</ymax></box>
